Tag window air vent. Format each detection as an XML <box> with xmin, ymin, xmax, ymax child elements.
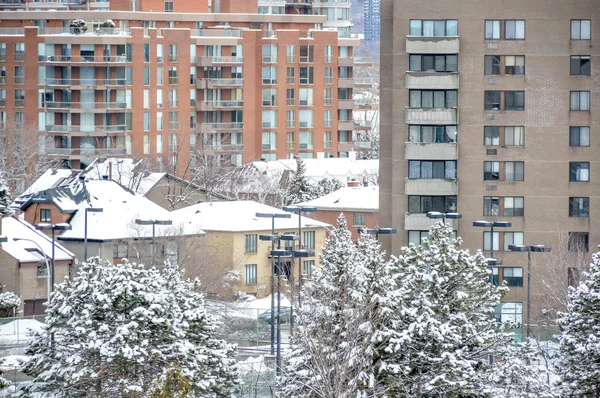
<box><xmin>486</xmin><ymin>148</ymin><xmax>497</xmax><ymax>155</ymax></box>
<box><xmin>486</xmin><ymin>184</ymin><xmax>498</xmax><ymax>191</ymax></box>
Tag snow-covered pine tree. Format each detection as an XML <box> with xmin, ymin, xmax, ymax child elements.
<box><xmin>315</xmin><ymin>177</ymin><xmax>344</xmax><ymax>198</ymax></box>
<box><xmin>18</xmin><ymin>258</ymin><xmax>238</xmax><ymax>397</ymax></box>
<box><xmin>284</xmin><ymin>156</ymin><xmax>316</xmax><ymax>205</ymax></box>
<box><xmin>557</xmin><ymin>252</ymin><xmax>600</xmax><ymax>396</ymax></box>
<box><xmin>389</xmin><ymin>222</ymin><xmax>512</xmax><ymax>397</ymax></box>
<box><xmin>0</xmin><ymin>173</ymin><xmax>11</xmax><ymax>216</ymax></box>
<box><xmin>279</xmin><ymin>214</ymin><xmax>373</xmax><ymax>397</ymax></box>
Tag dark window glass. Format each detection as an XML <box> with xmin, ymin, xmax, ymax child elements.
<box><xmin>568</xmin><ymin>232</ymin><xmax>589</xmax><ymax>252</ymax></box>
<box><xmin>569</xmin><ymin>197</ymin><xmax>589</xmax><ymax>217</ymax></box>
<box><xmin>484</xmin><ymin>55</ymin><xmax>500</xmax><ymax>75</ymax></box>
<box><xmin>505</xmin><ymin>91</ymin><xmax>525</xmax><ymax>110</ymax></box>
<box><xmin>485</xmin><ymin>91</ymin><xmax>501</xmax><ymax>110</ymax></box>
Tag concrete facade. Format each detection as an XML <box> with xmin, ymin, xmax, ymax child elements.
<box><xmin>380</xmin><ymin>0</ymin><xmax>599</xmax><ymax>331</ymax></box>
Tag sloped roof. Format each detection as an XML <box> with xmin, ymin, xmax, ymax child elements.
<box><xmin>295</xmin><ymin>186</ymin><xmax>379</xmax><ymax>212</ymax></box>
<box><xmin>171</xmin><ymin>200</ymin><xmax>330</xmax><ymax>233</ymax></box>
<box><xmin>1</xmin><ymin>216</ymin><xmax>74</xmax><ymax>263</ymax></box>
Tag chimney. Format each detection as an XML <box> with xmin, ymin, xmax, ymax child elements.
<box><xmin>108</xmin><ymin>162</ymin><xmax>113</xmax><ymax>181</ymax></box>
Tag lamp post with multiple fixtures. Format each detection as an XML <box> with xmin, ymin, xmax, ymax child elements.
<box><xmin>134</xmin><ymin>218</ymin><xmax>173</xmax><ymax>265</ymax></box>
<box><xmin>426</xmin><ymin>211</ymin><xmax>462</xmax><ymax>224</ymax></box>
<box><xmin>356</xmin><ymin>227</ymin><xmax>397</xmax><ymax>241</ymax></box>
<box><xmin>35</xmin><ymin>223</ymin><xmax>72</xmax><ymax>292</ymax></box>
<box><xmin>83</xmin><ymin>207</ymin><xmax>103</xmax><ymax>261</ymax></box>
<box><xmin>255</xmin><ymin>212</ymin><xmax>291</xmax><ymax>356</ymax></box>
<box><xmin>508</xmin><ymin>244</ymin><xmax>552</xmax><ymax>338</ymax></box>
<box><xmin>472</xmin><ymin>220</ymin><xmax>512</xmax><ymax>265</ymax></box>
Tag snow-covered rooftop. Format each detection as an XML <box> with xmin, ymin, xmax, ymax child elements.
<box><xmin>295</xmin><ymin>186</ymin><xmax>379</xmax><ymax>212</ymax></box>
<box><xmin>171</xmin><ymin>201</ymin><xmax>330</xmax><ymax>232</ymax></box>
<box><xmin>81</xmin><ymin>158</ymin><xmax>166</xmax><ymax>195</ymax></box>
<box><xmin>1</xmin><ymin>216</ymin><xmax>74</xmax><ymax>263</ymax></box>
<box><xmin>18</xmin><ymin>168</ymin><xmax>77</xmax><ymax>198</ymax></box>
<box><xmin>57</xmin><ymin>180</ymin><xmax>204</xmax><ymax>242</ymax></box>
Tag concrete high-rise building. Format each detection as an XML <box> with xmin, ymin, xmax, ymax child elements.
<box><xmin>380</xmin><ymin>0</ymin><xmax>599</xmax><ymax>332</ymax></box>
<box><xmin>364</xmin><ymin>0</ymin><xmax>381</xmax><ymax>42</ymax></box>
<box><xmin>0</xmin><ymin>0</ymin><xmax>372</xmax><ymax>178</ymax></box>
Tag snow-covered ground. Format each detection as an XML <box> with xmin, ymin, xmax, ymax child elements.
<box><xmin>0</xmin><ymin>320</ymin><xmax>43</xmax><ymax>345</ymax></box>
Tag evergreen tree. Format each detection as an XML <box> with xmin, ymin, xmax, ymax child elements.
<box><xmin>284</xmin><ymin>156</ymin><xmax>316</xmax><ymax>205</ymax></box>
<box><xmin>18</xmin><ymin>258</ymin><xmax>238</xmax><ymax>397</ymax></box>
<box><xmin>279</xmin><ymin>214</ymin><xmax>373</xmax><ymax>397</ymax></box>
<box><xmin>389</xmin><ymin>222</ymin><xmax>512</xmax><ymax>397</ymax></box>
<box><xmin>314</xmin><ymin>177</ymin><xmax>344</xmax><ymax>198</ymax></box>
<box><xmin>557</xmin><ymin>252</ymin><xmax>600</xmax><ymax>397</ymax></box>
<box><xmin>0</xmin><ymin>173</ymin><xmax>10</xmax><ymax>216</ymax></box>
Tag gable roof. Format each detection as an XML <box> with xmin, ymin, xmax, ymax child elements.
<box><xmin>171</xmin><ymin>200</ymin><xmax>330</xmax><ymax>232</ymax></box>
<box><xmin>295</xmin><ymin>186</ymin><xmax>379</xmax><ymax>212</ymax></box>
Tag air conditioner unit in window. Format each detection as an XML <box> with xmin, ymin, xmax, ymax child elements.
<box><xmin>299</xmin><ymin>122</ymin><xmax>308</xmax><ymax>127</ymax></box>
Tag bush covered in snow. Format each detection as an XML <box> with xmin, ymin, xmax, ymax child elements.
<box><xmin>0</xmin><ymin>292</ymin><xmax>20</xmax><ymax>318</ymax></box>
<box><xmin>69</xmin><ymin>19</ymin><xmax>87</xmax><ymax>34</ymax></box>
<box><xmin>16</xmin><ymin>258</ymin><xmax>239</xmax><ymax>397</ymax></box>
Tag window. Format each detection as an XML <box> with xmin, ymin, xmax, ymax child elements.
<box><xmin>570</xmin><ymin>127</ymin><xmax>590</xmax><ymax>147</ymax></box>
<box><xmin>40</xmin><ymin>209</ymin><xmax>51</xmax><ymax>222</ymax></box>
<box><xmin>504</xmin><ymin>161</ymin><xmax>524</xmax><ymax>181</ymax></box>
<box><xmin>503</xmin><ymin>267</ymin><xmax>523</xmax><ymax>287</ymax></box>
<box><xmin>409</xmin><ymin>90</ymin><xmax>457</xmax><ymax>108</ymax></box>
<box><xmin>409</xmin><ymin>20</ymin><xmax>458</xmax><ymax>37</ymax></box>
<box><xmin>286</xmin><ymin>110</ymin><xmax>296</xmax><ymax>128</ymax></box>
<box><xmin>143</xmin><ymin>112</ymin><xmax>150</xmax><ymax>131</ymax></box>
<box><xmin>485</xmin><ymin>20</ymin><xmax>501</xmax><ymax>39</ymax></box>
<box><xmin>571</xmin><ymin>20</ymin><xmax>591</xmax><ymax>40</ymax></box>
<box><xmin>113</xmin><ymin>244</ymin><xmax>128</xmax><ymax>259</ymax></box>
<box><xmin>14</xmin><ymin>43</ymin><xmax>24</xmax><ymax>61</ymax></box>
<box><xmin>504</xmin><ymin>197</ymin><xmax>524</xmax><ymax>216</ymax></box>
<box><xmin>570</xmin><ymin>56</ymin><xmax>591</xmax><ymax>76</ymax></box>
<box><xmin>262</xmin><ymin>132</ymin><xmax>277</xmax><ymax>150</ymax></box>
<box><xmin>157</xmin><ymin>67</ymin><xmax>163</xmax><ymax>85</ymax></box>
<box><xmin>262</xmin><ymin>67</ymin><xmax>277</xmax><ymax>84</ymax></box>
<box><xmin>408</xmin><ymin>196</ymin><xmax>457</xmax><ymax>213</ymax></box>
<box><xmin>168</xmin><ymin>89</ymin><xmax>178</xmax><ymax>107</ymax></box>
<box><xmin>262</xmin><ymin>44</ymin><xmax>277</xmax><ymax>63</ymax></box>
<box><xmin>299</xmin><ymin>88</ymin><xmax>313</xmax><ymax>106</ymax></box>
<box><xmin>483</xmin><ymin>232</ymin><xmax>500</xmax><ymax>251</ymax></box>
<box><xmin>504</xmin><ymin>20</ymin><xmax>525</xmax><ymax>40</ymax></box>
<box><xmin>409</xmin><ymin>125</ymin><xmax>457</xmax><ymax>143</ymax></box>
<box><xmin>262</xmin><ymin>88</ymin><xmax>277</xmax><ymax>106</ymax></box>
<box><xmin>299</xmin><ymin>131</ymin><xmax>313</xmax><ymax>150</ymax></box>
<box><xmin>505</xmin><ymin>126</ymin><xmax>525</xmax><ymax>146</ymax></box>
<box><xmin>504</xmin><ymin>232</ymin><xmax>524</xmax><ymax>251</ymax></box>
<box><xmin>168</xmin><ymin>67</ymin><xmax>178</xmax><ymax>84</ymax></box>
<box><xmin>245</xmin><ymin>234</ymin><xmax>257</xmax><ymax>253</ymax></box>
<box><xmin>408</xmin><ymin>160</ymin><xmax>457</xmax><ymax>179</ymax></box>
<box><xmin>302</xmin><ymin>231</ymin><xmax>315</xmax><ymax>250</ymax></box>
<box><xmin>484</xmin><ymin>55</ymin><xmax>500</xmax><ymax>75</ymax></box>
<box><xmin>157</xmin><ymin>44</ymin><xmax>163</xmax><ymax>62</ymax></box>
<box><xmin>570</xmin><ymin>162</ymin><xmax>589</xmax><ymax>182</ymax></box>
<box><xmin>144</xmin><ymin>67</ymin><xmax>150</xmax><ymax>85</ymax></box>
<box><xmin>570</xmin><ymin>197</ymin><xmax>589</xmax><ymax>217</ymax></box>
<box><xmin>299</xmin><ymin>110</ymin><xmax>313</xmax><ymax>128</ymax></box>
<box><xmin>495</xmin><ymin>302</ymin><xmax>523</xmax><ymax>328</ymax></box>
<box><xmin>324</xmin><ymin>67</ymin><xmax>333</xmax><ymax>84</ymax></box>
<box><xmin>324</xmin><ymin>88</ymin><xmax>333</xmax><ymax>106</ymax></box>
<box><xmin>570</xmin><ymin>91</ymin><xmax>590</xmax><ymax>111</ymax></box>
<box><xmin>299</xmin><ymin>67</ymin><xmax>314</xmax><ymax>84</ymax></box>
<box><xmin>245</xmin><ymin>264</ymin><xmax>257</xmax><ymax>284</ymax></box>
<box><xmin>409</xmin><ymin>54</ymin><xmax>458</xmax><ymax>72</ymax></box>
<box><xmin>143</xmin><ymin>44</ymin><xmax>150</xmax><ymax>62</ymax></box>
<box><xmin>484</xmin><ymin>91</ymin><xmax>501</xmax><ymax>110</ymax></box>
<box><xmin>324</xmin><ymin>45</ymin><xmax>333</xmax><ymax>63</ymax></box>
<box><xmin>286</xmin><ymin>67</ymin><xmax>295</xmax><ymax>84</ymax></box>
<box><xmin>168</xmin><ymin>133</ymin><xmax>178</xmax><ymax>152</ymax></box>
<box><xmin>164</xmin><ymin>1</ymin><xmax>173</xmax><ymax>12</ymax></box>
<box><xmin>568</xmin><ymin>232</ymin><xmax>589</xmax><ymax>252</ymax></box>
<box><xmin>299</xmin><ymin>45</ymin><xmax>314</xmax><ymax>63</ymax></box>
<box><xmin>484</xmin><ymin>161</ymin><xmax>500</xmax><ymax>180</ymax></box>
<box><xmin>324</xmin><ymin>111</ymin><xmax>332</xmax><ymax>128</ymax></box>
<box><xmin>286</xmin><ymin>44</ymin><xmax>295</xmax><ymax>63</ymax></box>
<box><xmin>408</xmin><ymin>230</ymin><xmax>429</xmax><ymax>246</ymax></box>
<box><xmin>303</xmin><ymin>260</ymin><xmax>315</xmax><ymax>278</ymax></box>
<box><xmin>491</xmin><ymin>268</ymin><xmax>500</xmax><ymax>286</ymax></box>
<box><xmin>168</xmin><ymin>44</ymin><xmax>178</xmax><ymax>62</ymax></box>
<box><xmin>353</xmin><ymin>213</ymin><xmax>365</xmax><ymax>226</ymax></box>
<box><xmin>505</xmin><ymin>91</ymin><xmax>525</xmax><ymax>111</ymax></box>
<box><xmin>143</xmin><ymin>135</ymin><xmax>150</xmax><ymax>154</ymax></box>
<box><xmin>262</xmin><ymin>110</ymin><xmax>277</xmax><ymax>128</ymax></box>
<box><xmin>484</xmin><ymin>126</ymin><xmax>500</xmax><ymax>146</ymax></box>
<box><xmin>505</xmin><ymin>56</ymin><xmax>525</xmax><ymax>75</ymax></box>
<box><xmin>484</xmin><ymin>197</ymin><xmax>500</xmax><ymax>217</ymax></box>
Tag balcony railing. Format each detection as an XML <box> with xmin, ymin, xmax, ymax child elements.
<box><xmin>44</xmin><ymin>101</ymin><xmax>128</xmax><ymax>110</ymax></box>
<box><xmin>42</xmin><ymin>55</ymin><xmax>130</xmax><ymax>63</ymax></box>
<box><xmin>200</xmin><ymin>122</ymin><xmax>244</xmax><ymax>132</ymax></box>
<box><xmin>287</xmin><ymin>55</ymin><xmax>296</xmax><ymax>63</ymax></box>
<box><xmin>197</xmin><ymin>56</ymin><xmax>244</xmax><ymax>66</ymax></box>
<box><xmin>197</xmin><ymin>78</ymin><xmax>243</xmax><ymax>88</ymax></box>
<box><xmin>168</xmin><ymin>54</ymin><xmax>179</xmax><ymax>62</ymax></box>
<box><xmin>168</xmin><ymin>99</ymin><xmax>179</xmax><ymax>107</ymax></box>
<box><xmin>286</xmin><ymin>141</ymin><xmax>296</xmax><ymax>149</ymax></box>
<box><xmin>13</xmin><ymin>77</ymin><xmax>25</xmax><ymax>85</ymax></box>
<box><xmin>45</xmin><ymin>78</ymin><xmax>128</xmax><ymax>86</ymax></box>
<box><xmin>0</xmin><ymin>54</ymin><xmax>5</xmax><ymax>62</ymax></box>
<box><xmin>45</xmin><ymin>124</ymin><xmax>127</xmax><ymax>134</ymax></box>
<box><xmin>354</xmin><ymin>57</ymin><xmax>373</xmax><ymax>65</ymax></box>
<box><xmin>0</xmin><ymin>28</ymin><xmax>24</xmax><ymax>36</ymax></box>
<box><xmin>13</xmin><ymin>53</ymin><xmax>24</xmax><ymax>62</ymax></box>
<box><xmin>190</xmin><ymin>29</ymin><xmax>242</xmax><ymax>38</ymax></box>
<box><xmin>14</xmin><ymin>99</ymin><xmax>24</xmax><ymax>107</ymax></box>
<box><xmin>45</xmin><ymin>147</ymin><xmax>127</xmax><ymax>156</ymax></box>
<box><xmin>286</xmin><ymin>120</ymin><xmax>296</xmax><ymax>128</ymax></box>
<box><xmin>353</xmin><ymin>120</ymin><xmax>373</xmax><ymax>128</ymax></box>
<box><xmin>206</xmin><ymin>144</ymin><xmax>244</xmax><ymax>152</ymax></box>
<box><xmin>38</xmin><ymin>28</ymin><xmax>131</xmax><ymax>36</ymax></box>
<box><xmin>199</xmin><ymin>100</ymin><xmax>244</xmax><ymax>109</ymax></box>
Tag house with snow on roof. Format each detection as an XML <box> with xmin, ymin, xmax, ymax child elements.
<box><xmin>295</xmin><ymin>185</ymin><xmax>379</xmax><ymax>241</ymax></box>
<box><xmin>17</xmin><ymin>179</ymin><xmax>205</xmax><ymax>269</ymax></box>
<box><xmin>0</xmin><ymin>215</ymin><xmax>74</xmax><ymax>316</ymax></box>
<box><xmin>171</xmin><ymin>201</ymin><xmax>330</xmax><ymax>299</ymax></box>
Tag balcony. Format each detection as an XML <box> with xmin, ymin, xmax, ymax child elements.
<box><xmin>197</xmin><ymin>56</ymin><xmax>244</xmax><ymax>67</ymax></box>
<box><xmin>353</xmin><ymin>120</ymin><xmax>372</xmax><ymax>130</ymax></box>
<box><xmin>197</xmin><ymin>100</ymin><xmax>244</xmax><ymax>111</ymax></box>
<box><xmin>405</xmin><ymin>36</ymin><xmax>460</xmax><ymax>54</ymax></box>
<box><xmin>196</xmin><ymin>78</ymin><xmax>243</xmax><ymax>89</ymax></box>
<box><xmin>190</xmin><ymin>29</ymin><xmax>242</xmax><ymax>38</ymax></box>
<box><xmin>45</xmin><ymin>124</ymin><xmax>127</xmax><ymax>136</ymax></box>
<box><xmin>405</xmin><ymin>108</ymin><xmax>458</xmax><ymax>125</ymax></box>
<box><xmin>200</xmin><ymin>122</ymin><xmax>243</xmax><ymax>133</ymax></box>
<box><xmin>354</xmin><ymin>78</ymin><xmax>372</xmax><ymax>88</ymax></box>
<box><xmin>203</xmin><ymin>144</ymin><xmax>244</xmax><ymax>154</ymax></box>
<box><xmin>44</xmin><ymin>101</ymin><xmax>127</xmax><ymax>112</ymax></box>
<box><xmin>338</xmin><ymin>57</ymin><xmax>354</xmax><ymax>67</ymax></box>
<box><xmin>45</xmin><ymin>147</ymin><xmax>127</xmax><ymax>158</ymax></box>
<box><xmin>338</xmin><ymin>78</ymin><xmax>354</xmax><ymax>88</ymax></box>
<box><xmin>338</xmin><ymin>141</ymin><xmax>373</xmax><ymax>151</ymax></box>
<box><xmin>0</xmin><ymin>28</ymin><xmax>24</xmax><ymax>36</ymax></box>
<box><xmin>45</xmin><ymin>78</ymin><xmax>128</xmax><ymax>88</ymax></box>
<box><xmin>406</xmin><ymin>72</ymin><xmax>459</xmax><ymax>90</ymax></box>
<box><xmin>338</xmin><ymin>99</ymin><xmax>354</xmax><ymax>109</ymax></box>
<box><xmin>286</xmin><ymin>0</ymin><xmax>312</xmax><ymax>7</ymax></box>
<box><xmin>404</xmin><ymin>142</ymin><xmax>458</xmax><ymax>160</ymax></box>
<box><xmin>405</xmin><ymin>178</ymin><xmax>458</xmax><ymax>196</ymax></box>
<box><xmin>354</xmin><ymin>98</ymin><xmax>377</xmax><ymax>108</ymax></box>
<box><xmin>338</xmin><ymin>120</ymin><xmax>353</xmax><ymax>130</ymax></box>
<box><xmin>354</xmin><ymin>57</ymin><xmax>373</xmax><ymax>67</ymax></box>
<box><xmin>42</xmin><ymin>55</ymin><xmax>129</xmax><ymax>64</ymax></box>
<box><xmin>405</xmin><ymin>213</ymin><xmax>458</xmax><ymax>230</ymax></box>
<box><xmin>39</xmin><ymin>27</ymin><xmax>131</xmax><ymax>36</ymax></box>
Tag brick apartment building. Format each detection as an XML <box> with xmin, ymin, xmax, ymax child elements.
<box><xmin>0</xmin><ymin>0</ymin><xmax>373</xmax><ymax>181</ymax></box>
<box><xmin>380</xmin><ymin>0</ymin><xmax>599</xmax><ymax>333</ymax></box>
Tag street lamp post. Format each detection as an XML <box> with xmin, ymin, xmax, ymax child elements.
<box><xmin>35</xmin><ymin>223</ymin><xmax>72</xmax><ymax>293</ymax></box>
<box><xmin>12</xmin><ymin>238</ymin><xmax>51</xmax><ymax>305</ymax></box>
<box><xmin>282</xmin><ymin>206</ymin><xmax>317</xmax><ymax>309</ymax></box>
<box><xmin>508</xmin><ymin>244</ymin><xmax>552</xmax><ymax>338</ymax></box>
<box><xmin>426</xmin><ymin>211</ymin><xmax>462</xmax><ymax>225</ymax></box>
<box><xmin>357</xmin><ymin>227</ymin><xmax>397</xmax><ymax>241</ymax></box>
<box><xmin>256</xmin><ymin>212</ymin><xmax>291</xmax><ymax>356</ymax></box>
<box><xmin>134</xmin><ymin>219</ymin><xmax>173</xmax><ymax>265</ymax></box>
<box><xmin>84</xmin><ymin>207</ymin><xmax>103</xmax><ymax>262</ymax></box>
<box><xmin>472</xmin><ymin>221</ymin><xmax>512</xmax><ymax>263</ymax></box>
